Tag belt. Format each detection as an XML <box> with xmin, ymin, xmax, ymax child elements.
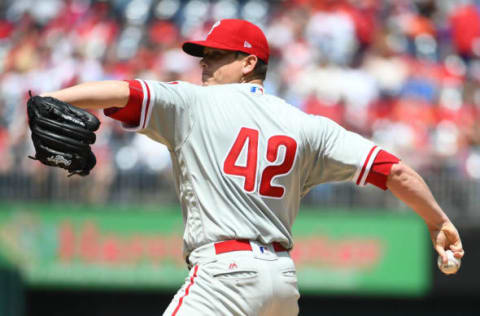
<box><xmin>214</xmin><ymin>239</ymin><xmax>288</xmax><ymax>254</ymax></box>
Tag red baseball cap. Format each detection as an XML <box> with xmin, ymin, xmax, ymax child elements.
<box><xmin>182</xmin><ymin>19</ymin><xmax>270</xmax><ymax>64</ymax></box>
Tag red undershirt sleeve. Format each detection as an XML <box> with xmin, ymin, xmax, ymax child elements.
<box><xmin>365</xmin><ymin>150</ymin><xmax>400</xmax><ymax>190</ymax></box>
<box><xmin>103</xmin><ymin>80</ymin><xmax>143</xmax><ymax>126</ymax></box>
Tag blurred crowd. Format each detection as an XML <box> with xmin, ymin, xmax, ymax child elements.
<box><xmin>1</xmin><ymin>0</ymin><xmax>480</xmax><ymax>204</ymax></box>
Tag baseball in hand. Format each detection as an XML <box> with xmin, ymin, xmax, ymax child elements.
<box><xmin>437</xmin><ymin>250</ymin><xmax>461</xmax><ymax>275</ymax></box>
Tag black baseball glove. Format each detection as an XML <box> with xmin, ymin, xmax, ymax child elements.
<box><xmin>27</xmin><ymin>92</ymin><xmax>101</xmax><ymax>176</ymax></box>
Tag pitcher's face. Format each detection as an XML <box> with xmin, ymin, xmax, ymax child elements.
<box><xmin>200</xmin><ymin>48</ymin><xmax>244</xmax><ymax>86</ymax></box>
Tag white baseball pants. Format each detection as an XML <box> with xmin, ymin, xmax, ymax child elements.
<box><xmin>163</xmin><ymin>240</ymin><xmax>300</xmax><ymax>316</ymax></box>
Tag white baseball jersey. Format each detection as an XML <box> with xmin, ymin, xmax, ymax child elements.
<box><xmin>122</xmin><ymin>80</ymin><xmax>380</xmax><ymax>258</ymax></box>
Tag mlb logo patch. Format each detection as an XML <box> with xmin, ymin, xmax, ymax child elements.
<box><xmin>250</xmin><ymin>86</ymin><xmax>264</xmax><ymax>94</ymax></box>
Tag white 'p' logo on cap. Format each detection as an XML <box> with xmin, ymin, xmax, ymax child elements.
<box><xmin>207</xmin><ymin>21</ymin><xmax>221</xmax><ymax>36</ymax></box>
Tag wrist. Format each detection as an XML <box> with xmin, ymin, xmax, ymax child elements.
<box><xmin>427</xmin><ymin>217</ymin><xmax>451</xmax><ymax>231</ymax></box>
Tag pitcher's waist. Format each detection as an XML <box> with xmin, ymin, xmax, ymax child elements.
<box><xmin>214</xmin><ymin>239</ymin><xmax>288</xmax><ymax>254</ymax></box>
<box><xmin>187</xmin><ymin>239</ymin><xmax>289</xmax><ymax>267</ymax></box>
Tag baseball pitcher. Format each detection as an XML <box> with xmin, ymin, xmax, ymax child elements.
<box><xmin>31</xmin><ymin>19</ymin><xmax>464</xmax><ymax>316</ymax></box>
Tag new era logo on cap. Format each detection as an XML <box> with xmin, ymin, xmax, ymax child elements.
<box><xmin>182</xmin><ymin>19</ymin><xmax>270</xmax><ymax>63</ymax></box>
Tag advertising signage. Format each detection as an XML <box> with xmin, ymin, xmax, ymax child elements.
<box><xmin>0</xmin><ymin>203</ymin><xmax>430</xmax><ymax>296</ymax></box>
<box><xmin>290</xmin><ymin>210</ymin><xmax>430</xmax><ymax>295</ymax></box>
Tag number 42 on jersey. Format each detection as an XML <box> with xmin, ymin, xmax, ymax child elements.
<box><xmin>223</xmin><ymin>127</ymin><xmax>297</xmax><ymax>198</ymax></box>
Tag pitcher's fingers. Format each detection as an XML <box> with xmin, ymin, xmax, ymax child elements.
<box><xmin>453</xmin><ymin>251</ymin><xmax>464</xmax><ymax>259</ymax></box>
<box><xmin>444</xmin><ymin>227</ymin><xmax>460</xmax><ymax>241</ymax></box>
<box><xmin>436</xmin><ymin>245</ymin><xmax>448</xmax><ymax>264</ymax></box>
<box><xmin>449</xmin><ymin>245</ymin><xmax>464</xmax><ymax>258</ymax></box>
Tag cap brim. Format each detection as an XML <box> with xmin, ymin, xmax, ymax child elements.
<box><xmin>182</xmin><ymin>40</ymin><xmax>240</xmax><ymax>58</ymax></box>
<box><xmin>182</xmin><ymin>41</ymin><xmax>205</xmax><ymax>57</ymax></box>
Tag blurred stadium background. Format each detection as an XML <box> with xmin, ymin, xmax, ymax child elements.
<box><xmin>0</xmin><ymin>0</ymin><xmax>479</xmax><ymax>315</ymax></box>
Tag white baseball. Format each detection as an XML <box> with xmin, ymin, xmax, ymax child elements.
<box><xmin>437</xmin><ymin>250</ymin><xmax>461</xmax><ymax>274</ymax></box>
